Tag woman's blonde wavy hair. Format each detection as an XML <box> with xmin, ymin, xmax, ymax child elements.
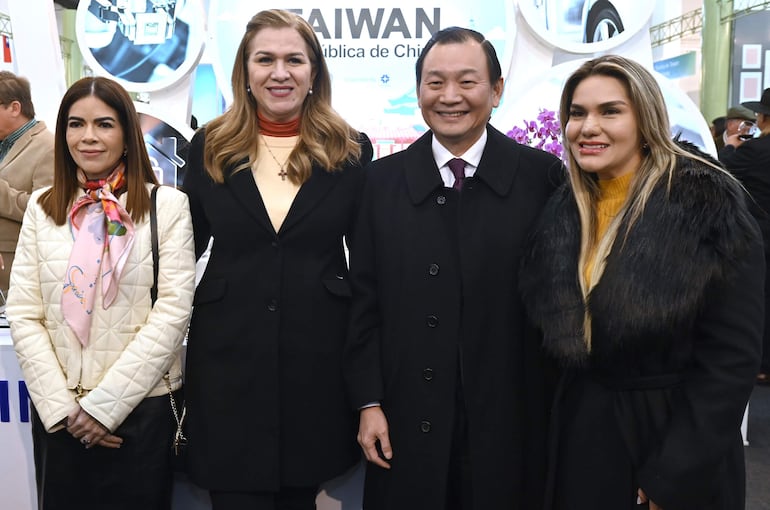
<box><xmin>559</xmin><ymin>55</ymin><xmax>732</xmax><ymax>348</ymax></box>
<box><xmin>203</xmin><ymin>9</ymin><xmax>361</xmax><ymax>184</ymax></box>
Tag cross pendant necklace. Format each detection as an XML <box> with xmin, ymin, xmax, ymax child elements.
<box><xmin>262</xmin><ymin>137</ymin><xmax>289</xmax><ymax>181</ymax></box>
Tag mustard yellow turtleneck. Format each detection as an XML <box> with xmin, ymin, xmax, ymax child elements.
<box><xmin>583</xmin><ymin>171</ymin><xmax>634</xmax><ymax>288</ymax></box>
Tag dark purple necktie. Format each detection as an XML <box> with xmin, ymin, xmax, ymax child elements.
<box><xmin>448</xmin><ymin>158</ymin><xmax>466</xmax><ymax>191</ymax></box>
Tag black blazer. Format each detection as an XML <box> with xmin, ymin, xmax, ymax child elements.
<box><xmin>183</xmin><ymin>128</ymin><xmax>373</xmax><ymax>491</ymax></box>
<box><xmin>344</xmin><ymin>126</ymin><xmax>562</xmax><ymax>509</ymax></box>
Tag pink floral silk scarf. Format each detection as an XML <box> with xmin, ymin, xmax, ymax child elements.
<box><xmin>62</xmin><ymin>163</ymin><xmax>135</xmax><ymax>346</ymax></box>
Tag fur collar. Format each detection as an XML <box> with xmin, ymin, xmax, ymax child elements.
<box><xmin>520</xmin><ymin>143</ymin><xmax>759</xmax><ymax>366</ymax></box>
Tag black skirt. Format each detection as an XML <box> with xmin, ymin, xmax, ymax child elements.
<box><xmin>31</xmin><ymin>391</ymin><xmax>179</xmax><ymax>510</ymax></box>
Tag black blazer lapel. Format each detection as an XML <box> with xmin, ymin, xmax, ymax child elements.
<box><xmin>474</xmin><ymin>126</ymin><xmax>520</xmax><ymax>197</ymax></box>
<box><xmin>279</xmin><ymin>164</ymin><xmax>340</xmax><ymax>234</ymax></box>
<box><xmin>405</xmin><ymin>132</ymin><xmax>444</xmax><ymax>205</ymax></box>
<box><xmin>226</xmin><ymin>164</ymin><xmax>276</xmax><ymax>234</ymax></box>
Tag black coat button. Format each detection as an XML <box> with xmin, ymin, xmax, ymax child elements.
<box><xmin>423</xmin><ymin>368</ymin><xmax>434</xmax><ymax>381</ymax></box>
<box><xmin>426</xmin><ymin>315</ymin><xmax>439</xmax><ymax>327</ymax></box>
<box><xmin>271</xmin><ymin>241</ymin><xmax>279</xmax><ymax>248</ymax></box>
<box><xmin>428</xmin><ymin>263</ymin><xmax>439</xmax><ymax>276</ymax></box>
<box><xmin>436</xmin><ymin>195</ymin><xmax>446</xmax><ymax>205</ymax></box>
<box><xmin>420</xmin><ymin>420</ymin><xmax>431</xmax><ymax>433</ymax></box>
<box><xmin>267</xmin><ymin>299</ymin><xmax>279</xmax><ymax>312</ymax></box>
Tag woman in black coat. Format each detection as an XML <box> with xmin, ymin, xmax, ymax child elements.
<box><xmin>182</xmin><ymin>10</ymin><xmax>372</xmax><ymax>510</ymax></box>
<box><xmin>520</xmin><ymin>55</ymin><xmax>764</xmax><ymax>510</ymax></box>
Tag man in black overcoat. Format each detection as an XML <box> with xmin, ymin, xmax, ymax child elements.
<box><xmin>719</xmin><ymin>88</ymin><xmax>770</xmax><ymax>382</ymax></box>
<box><xmin>344</xmin><ymin>26</ymin><xmax>562</xmax><ymax>509</ymax></box>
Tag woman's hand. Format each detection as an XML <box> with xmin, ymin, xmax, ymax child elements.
<box><xmin>66</xmin><ymin>406</ymin><xmax>123</xmax><ymax>449</ymax></box>
<box><xmin>637</xmin><ymin>488</ymin><xmax>662</xmax><ymax>510</ymax></box>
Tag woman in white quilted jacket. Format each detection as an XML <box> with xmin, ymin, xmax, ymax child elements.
<box><xmin>6</xmin><ymin>77</ymin><xmax>195</xmax><ymax>510</ymax></box>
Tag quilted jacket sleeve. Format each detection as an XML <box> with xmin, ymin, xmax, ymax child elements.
<box><xmin>7</xmin><ymin>191</ymin><xmax>78</xmax><ymax>431</ymax></box>
<box><xmin>78</xmin><ymin>187</ymin><xmax>195</xmax><ymax>431</ymax></box>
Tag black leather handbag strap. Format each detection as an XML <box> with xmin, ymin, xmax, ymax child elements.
<box><xmin>150</xmin><ymin>185</ymin><xmax>159</xmax><ymax>306</ymax></box>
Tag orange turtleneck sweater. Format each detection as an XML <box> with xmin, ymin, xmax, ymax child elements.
<box><xmin>583</xmin><ymin>171</ymin><xmax>634</xmax><ymax>288</ymax></box>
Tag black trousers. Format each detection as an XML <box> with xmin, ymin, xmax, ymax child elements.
<box><xmin>209</xmin><ymin>486</ymin><xmax>319</xmax><ymax>510</ymax></box>
<box><xmin>31</xmin><ymin>391</ymin><xmax>178</xmax><ymax>510</ymax></box>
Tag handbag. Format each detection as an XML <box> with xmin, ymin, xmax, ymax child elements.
<box><xmin>149</xmin><ymin>185</ymin><xmax>188</xmax><ymax>467</ymax></box>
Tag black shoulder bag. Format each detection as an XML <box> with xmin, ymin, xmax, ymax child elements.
<box><xmin>149</xmin><ymin>185</ymin><xmax>188</xmax><ymax>467</ymax></box>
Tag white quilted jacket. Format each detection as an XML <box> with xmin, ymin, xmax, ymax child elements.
<box><xmin>7</xmin><ymin>184</ymin><xmax>195</xmax><ymax>433</ymax></box>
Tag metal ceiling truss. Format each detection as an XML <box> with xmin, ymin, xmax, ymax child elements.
<box><xmin>0</xmin><ymin>12</ymin><xmax>11</xmax><ymax>39</ymax></box>
<box><xmin>651</xmin><ymin>1</ymin><xmax>770</xmax><ymax>47</ymax></box>
<box><xmin>650</xmin><ymin>8</ymin><xmax>702</xmax><ymax>47</ymax></box>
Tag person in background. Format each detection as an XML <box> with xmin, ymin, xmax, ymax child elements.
<box><xmin>6</xmin><ymin>76</ymin><xmax>195</xmax><ymax>510</ymax></box>
<box><xmin>183</xmin><ymin>9</ymin><xmax>372</xmax><ymax>510</ymax></box>
<box><xmin>0</xmin><ymin>71</ymin><xmax>54</xmax><ymax>297</ymax></box>
<box><xmin>344</xmin><ymin>26</ymin><xmax>561</xmax><ymax>510</ymax></box>
<box><xmin>720</xmin><ymin>104</ymin><xmax>757</xmax><ymax>149</ymax></box>
<box><xmin>719</xmin><ymin>88</ymin><xmax>770</xmax><ymax>385</ymax></box>
<box><xmin>710</xmin><ymin>115</ymin><xmax>726</xmax><ymax>150</ymax></box>
<box><xmin>521</xmin><ymin>55</ymin><xmax>763</xmax><ymax>510</ymax></box>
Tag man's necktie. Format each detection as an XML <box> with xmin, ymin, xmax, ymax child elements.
<box><xmin>448</xmin><ymin>158</ymin><xmax>466</xmax><ymax>191</ymax></box>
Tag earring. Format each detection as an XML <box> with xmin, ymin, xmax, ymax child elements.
<box><xmin>641</xmin><ymin>141</ymin><xmax>649</xmax><ymax>151</ymax></box>
<box><xmin>246</xmin><ymin>85</ymin><xmax>252</xmax><ymax>94</ymax></box>
<box><xmin>308</xmin><ymin>88</ymin><xmax>313</xmax><ymax>96</ymax></box>
<box><xmin>123</xmin><ymin>147</ymin><xmax>127</xmax><ymax>157</ymax></box>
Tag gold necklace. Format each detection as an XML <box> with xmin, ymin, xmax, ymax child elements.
<box><xmin>261</xmin><ymin>137</ymin><xmax>289</xmax><ymax>181</ymax></box>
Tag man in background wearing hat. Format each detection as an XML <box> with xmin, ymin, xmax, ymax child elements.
<box><xmin>715</xmin><ymin>104</ymin><xmax>757</xmax><ymax>150</ymax></box>
<box><xmin>720</xmin><ymin>87</ymin><xmax>770</xmax><ymax>384</ymax></box>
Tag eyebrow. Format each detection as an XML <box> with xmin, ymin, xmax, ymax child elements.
<box><xmin>67</xmin><ymin>115</ymin><xmax>117</xmax><ymax>122</ymax></box>
<box><xmin>571</xmin><ymin>100</ymin><xmax>628</xmax><ymax>109</ymax></box>
<box><xmin>253</xmin><ymin>50</ymin><xmax>307</xmax><ymax>58</ymax></box>
<box><xmin>423</xmin><ymin>68</ymin><xmax>481</xmax><ymax>78</ymax></box>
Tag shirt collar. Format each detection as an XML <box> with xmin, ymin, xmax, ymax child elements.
<box><xmin>431</xmin><ymin>129</ymin><xmax>487</xmax><ymax>171</ymax></box>
<box><xmin>0</xmin><ymin>118</ymin><xmax>37</xmax><ymax>162</ymax></box>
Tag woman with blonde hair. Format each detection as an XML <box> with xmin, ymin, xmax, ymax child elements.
<box><xmin>520</xmin><ymin>55</ymin><xmax>763</xmax><ymax>509</ymax></box>
<box><xmin>7</xmin><ymin>76</ymin><xmax>195</xmax><ymax>509</ymax></box>
<box><xmin>183</xmin><ymin>8</ymin><xmax>372</xmax><ymax>509</ymax></box>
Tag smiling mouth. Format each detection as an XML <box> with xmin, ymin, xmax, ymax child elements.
<box><xmin>438</xmin><ymin>111</ymin><xmax>466</xmax><ymax>118</ymax></box>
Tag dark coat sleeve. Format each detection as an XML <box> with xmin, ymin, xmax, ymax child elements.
<box><xmin>718</xmin><ymin>140</ymin><xmax>759</xmax><ymax>169</ymax></box>
<box><xmin>343</xmin><ymin>158</ymin><xmax>387</xmax><ymax>409</ymax></box>
<box><xmin>637</xmin><ymin>220</ymin><xmax>764</xmax><ymax>508</ymax></box>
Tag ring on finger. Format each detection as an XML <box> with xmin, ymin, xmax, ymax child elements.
<box><xmin>81</xmin><ymin>437</ymin><xmax>90</xmax><ymax>445</ymax></box>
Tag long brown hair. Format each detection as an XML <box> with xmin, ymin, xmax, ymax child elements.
<box><xmin>203</xmin><ymin>9</ymin><xmax>361</xmax><ymax>184</ymax></box>
<box><xmin>39</xmin><ymin>77</ymin><xmax>158</xmax><ymax>225</ymax></box>
<box><xmin>559</xmin><ymin>55</ymin><xmax>731</xmax><ymax>347</ymax></box>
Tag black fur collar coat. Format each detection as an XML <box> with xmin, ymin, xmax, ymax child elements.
<box><xmin>521</xmin><ymin>143</ymin><xmax>759</xmax><ymax>367</ymax></box>
<box><xmin>519</xmin><ymin>143</ymin><xmax>764</xmax><ymax>510</ymax></box>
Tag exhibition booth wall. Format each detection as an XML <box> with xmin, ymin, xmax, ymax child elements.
<box><xmin>1</xmin><ymin>1</ymin><xmax>762</xmax><ymax>508</ymax></box>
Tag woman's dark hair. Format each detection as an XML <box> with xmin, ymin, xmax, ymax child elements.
<box><xmin>39</xmin><ymin>77</ymin><xmax>158</xmax><ymax>225</ymax></box>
